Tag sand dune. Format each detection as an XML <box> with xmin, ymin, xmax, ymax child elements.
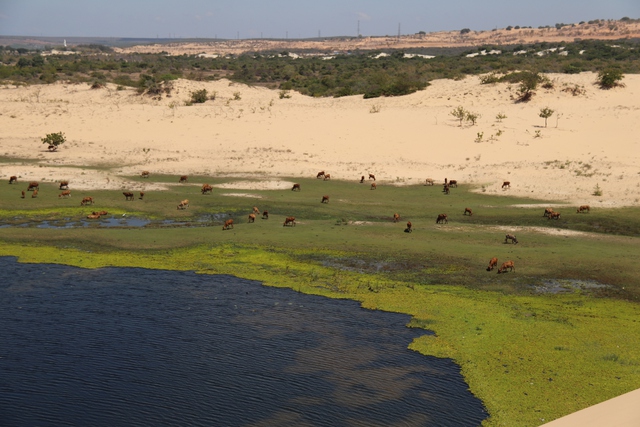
<box><xmin>1</xmin><ymin>72</ymin><xmax>638</xmax><ymax>207</ymax></box>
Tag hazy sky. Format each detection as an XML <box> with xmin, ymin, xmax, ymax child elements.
<box><xmin>1</xmin><ymin>0</ymin><xmax>638</xmax><ymax>39</ymax></box>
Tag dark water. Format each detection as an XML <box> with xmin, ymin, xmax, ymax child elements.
<box><xmin>0</xmin><ymin>257</ymin><xmax>487</xmax><ymax>427</ymax></box>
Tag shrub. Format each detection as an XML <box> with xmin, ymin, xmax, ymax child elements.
<box><xmin>460</xmin><ymin>28</ymin><xmax>471</xmax><ymax>34</ymax></box>
<box><xmin>41</xmin><ymin>132</ymin><xmax>66</xmax><ymax>151</ymax></box>
<box><xmin>539</xmin><ymin>107</ymin><xmax>554</xmax><ymax>127</ymax></box>
<box><xmin>450</xmin><ymin>106</ymin><xmax>467</xmax><ymax>126</ymax></box>
<box><xmin>190</xmin><ymin>89</ymin><xmax>208</xmax><ymax>103</ymax></box>
<box><xmin>596</xmin><ymin>69</ymin><xmax>624</xmax><ymax>89</ymax></box>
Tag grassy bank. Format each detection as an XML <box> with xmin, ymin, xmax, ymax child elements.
<box><xmin>2</xmin><ymin>176</ymin><xmax>640</xmax><ymax>426</ymax></box>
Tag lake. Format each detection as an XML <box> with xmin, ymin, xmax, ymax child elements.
<box><xmin>0</xmin><ymin>257</ymin><xmax>487</xmax><ymax>426</ymax></box>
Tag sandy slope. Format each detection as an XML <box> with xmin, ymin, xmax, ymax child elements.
<box><xmin>0</xmin><ymin>72</ymin><xmax>638</xmax><ymax>206</ymax></box>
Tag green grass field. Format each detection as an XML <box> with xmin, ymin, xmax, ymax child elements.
<box><xmin>2</xmin><ymin>174</ymin><xmax>639</xmax><ymax>426</ymax></box>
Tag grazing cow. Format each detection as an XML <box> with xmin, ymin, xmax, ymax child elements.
<box><xmin>449</xmin><ymin>179</ymin><xmax>458</xmax><ymax>188</ymax></box>
<box><xmin>548</xmin><ymin>212</ymin><xmax>561</xmax><ymax>220</ymax></box>
<box><xmin>502</xmin><ymin>181</ymin><xmax>511</xmax><ymax>189</ymax></box>
<box><xmin>443</xmin><ymin>184</ymin><xmax>450</xmax><ymax>195</ymax></box>
<box><xmin>425</xmin><ymin>178</ymin><xmax>434</xmax><ymax>186</ymax></box>
<box><xmin>283</xmin><ymin>216</ymin><xmax>296</xmax><ymax>227</ymax></box>
<box><xmin>393</xmin><ymin>213</ymin><xmax>400</xmax><ymax>223</ymax></box>
<box><xmin>321</xmin><ymin>195</ymin><xmax>330</xmax><ymax>203</ymax></box>
<box><xmin>316</xmin><ymin>171</ymin><xmax>325</xmax><ymax>179</ymax></box>
<box><xmin>464</xmin><ymin>207</ymin><xmax>473</xmax><ymax>216</ymax></box>
<box><xmin>21</xmin><ymin>190</ymin><xmax>25</xmax><ymax>199</ymax></box>
<box><xmin>543</xmin><ymin>208</ymin><xmax>554</xmax><ymax>218</ymax></box>
<box><xmin>59</xmin><ymin>190</ymin><xmax>71</xmax><ymax>198</ymax></box>
<box><xmin>369</xmin><ymin>174</ymin><xmax>376</xmax><ymax>181</ymax></box>
<box><xmin>139</xmin><ymin>192</ymin><xmax>145</xmax><ymax>200</ymax></box>
<box><xmin>292</xmin><ymin>183</ymin><xmax>301</xmax><ymax>191</ymax></box>
<box><xmin>262</xmin><ymin>210</ymin><xmax>269</xmax><ymax>219</ymax></box>
<box><xmin>93</xmin><ymin>211</ymin><xmax>108</xmax><ymax>216</ymax></box>
<box><xmin>123</xmin><ymin>192</ymin><xmax>135</xmax><ymax>201</ymax></box>
<box><xmin>497</xmin><ymin>260</ymin><xmax>515</xmax><ymax>274</ymax></box>
<box><xmin>405</xmin><ymin>221</ymin><xmax>413</xmax><ymax>233</ymax></box>
<box><xmin>201</xmin><ymin>184</ymin><xmax>213</xmax><ymax>194</ymax></box>
<box><xmin>371</xmin><ymin>182</ymin><xmax>377</xmax><ymax>190</ymax></box>
<box><xmin>177</xmin><ymin>199</ymin><xmax>189</xmax><ymax>210</ymax></box>
<box><xmin>86</xmin><ymin>214</ymin><xmax>101</xmax><ymax>220</ymax></box>
<box><xmin>360</xmin><ymin>175</ymin><xmax>365</xmax><ymax>183</ymax></box>
<box><xmin>179</xmin><ymin>175</ymin><xmax>188</xmax><ymax>183</ymax></box>
<box><xmin>505</xmin><ymin>234</ymin><xmax>519</xmax><ymax>244</ymax></box>
<box><xmin>27</xmin><ymin>182</ymin><xmax>39</xmax><ymax>191</ymax></box>
<box><xmin>248</xmin><ymin>214</ymin><xmax>256</xmax><ymax>223</ymax></box>
<box><xmin>487</xmin><ymin>257</ymin><xmax>498</xmax><ymax>271</ymax></box>
<box><xmin>577</xmin><ymin>205</ymin><xmax>590</xmax><ymax>213</ymax></box>
<box><xmin>436</xmin><ymin>213</ymin><xmax>448</xmax><ymax>224</ymax></box>
<box><xmin>253</xmin><ymin>206</ymin><xmax>260</xmax><ymax>214</ymax></box>
<box><xmin>59</xmin><ymin>181</ymin><xmax>69</xmax><ymax>190</ymax></box>
<box><xmin>81</xmin><ymin>197</ymin><xmax>94</xmax><ymax>205</ymax></box>
<box><xmin>222</xmin><ymin>219</ymin><xmax>234</xmax><ymax>230</ymax></box>
<box><xmin>323</xmin><ymin>173</ymin><xmax>331</xmax><ymax>181</ymax></box>
<box><xmin>141</xmin><ymin>171</ymin><xmax>150</xmax><ymax>178</ymax></box>
<box><xmin>31</xmin><ymin>189</ymin><xmax>38</xmax><ymax>198</ymax></box>
<box><xmin>9</xmin><ymin>176</ymin><xmax>18</xmax><ymax>184</ymax></box>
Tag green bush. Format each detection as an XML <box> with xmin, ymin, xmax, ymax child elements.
<box><xmin>41</xmin><ymin>132</ymin><xmax>66</xmax><ymax>151</ymax></box>
<box><xmin>190</xmin><ymin>89</ymin><xmax>208</xmax><ymax>103</ymax></box>
<box><xmin>596</xmin><ymin>69</ymin><xmax>624</xmax><ymax>89</ymax></box>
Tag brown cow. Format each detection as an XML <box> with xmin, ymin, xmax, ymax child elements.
<box><xmin>443</xmin><ymin>184</ymin><xmax>450</xmax><ymax>195</ymax></box>
<box><xmin>449</xmin><ymin>179</ymin><xmax>458</xmax><ymax>188</ymax></box>
<box><xmin>464</xmin><ymin>208</ymin><xmax>473</xmax><ymax>216</ymax></box>
<box><xmin>9</xmin><ymin>176</ymin><xmax>17</xmax><ymax>184</ymax></box>
<box><xmin>123</xmin><ymin>192</ymin><xmax>134</xmax><ymax>201</ymax></box>
<box><xmin>497</xmin><ymin>261</ymin><xmax>515</xmax><ymax>274</ymax></box>
<box><xmin>81</xmin><ymin>197</ymin><xmax>94</xmax><ymax>205</ymax></box>
<box><xmin>21</xmin><ymin>190</ymin><xmax>25</xmax><ymax>199</ymax></box>
<box><xmin>425</xmin><ymin>178</ymin><xmax>434</xmax><ymax>186</ymax></box>
<box><xmin>502</xmin><ymin>181</ymin><xmax>511</xmax><ymax>189</ymax></box>
<box><xmin>292</xmin><ymin>183</ymin><xmax>301</xmax><ymax>191</ymax></box>
<box><xmin>139</xmin><ymin>192</ymin><xmax>145</xmax><ymax>200</ymax></box>
<box><xmin>86</xmin><ymin>214</ymin><xmax>101</xmax><ymax>219</ymax></box>
<box><xmin>360</xmin><ymin>175</ymin><xmax>365</xmax><ymax>183</ymax></box>
<box><xmin>316</xmin><ymin>171</ymin><xmax>325</xmax><ymax>179</ymax></box>
<box><xmin>577</xmin><ymin>205</ymin><xmax>590</xmax><ymax>213</ymax></box>
<box><xmin>262</xmin><ymin>210</ymin><xmax>269</xmax><ymax>219</ymax></box>
<box><xmin>93</xmin><ymin>211</ymin><xmax>108</xmax><ymax>216</ymax></box>
<box><xmin>31</xmin><ymin>189</ymin><xmax>38</xmax><ymax>198</ymax></box>
<box><xmin>222</xmin><ymin>219</ymin><xmax>234</xmax><ymax>230</ymax></box>
<box><xmin>487</xmin><ymin>257</ymin><xmax>498</xmax><ymax>271</ymax></box>
<box><xmin>141</xmin><ymin>171</ymin><xmax>150</xmax><ymax>178</ymax></box>
<box><xmin>321</xmin><ymin>195</ymin><xmax>330</xmax><ymax>204</ymax></box>
<box><xmin>59</xmin><ymin>181</ymin><xmax>69</xmax><ymax>190</ymax></box>
<box><xmin>323</xmin><ymin>173</ymin><xmax>331</xmax><ymax>181</ymax></box>
<box><xmin>405</xmin><ymin>221</ymin><xmax>413</xmax><ymax>233</ymax></box>
<box><xmin>548</xmin><ymin>212</ymin><xmax>561</xmax><ymax>220</ymax></box>
<box><xmin>252</xmin><ymin>206</ymin><xmax>260</xmax><ymax>214</ymax></box>
<box><xmin>436</xmin><ymin>214</ymin><xmax>448</xmax><ymax>224</ymax></box>
<box><xmin>370</xmin><ymin>182</ymin><xmax>377</xmax><ymax>190</ymax></box>
<box><xmin>248</xmin><ymin>214</ymin><xmax>256</xmax><ymax>223</ymax></box>
<box><xmin>283</xmin><ymin>216</ymin><xmax>296</xmax><ymax>227</ymax></box>
<box><xmin>59</xmin><ymin>190</ymin><xmax>71</xmax><ymax>198</ymax></box>
<box><xmin>543</xmin><ymin>208</ymin><xmax>554</xmax><ymax>218</ymax></box>
<box><xmin>369</xmin><ymin>174</ymin><xmax>376</xmax><ymax>181</ymax></box>
<box><xmin>393</xmin><ymin>213</ymin><xmax>400</xmax><ymax>223</ymax></box>
<box><xmin>179</xmin><ymin>175</ymin><xmax>188</xmax><ymax>183</ymax></box>
<box><xmin>27</xmin><ymin>182</ymin><xmax>39</xmax><ymax>191</ymax></box>
<box><xmin>505</xmin><ymin>234</ymin><xmax>519</xmax><ymax>244</ymax></box>
<box><xmin>177</xmin><ymin>199</ymin><xmax>189</xmax><ymax>210</ymax></box>
<box><xmin>201</xmin><ymin>184</ymin><xmax>213</xmax><ymax>194</ymax></box>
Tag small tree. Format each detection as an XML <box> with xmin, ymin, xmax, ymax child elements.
<box><xmin>41</xmin><ymin>132</ymin><xmax>66</xmax><ymax>151</ymax></box>
<box><xmin>596</xmin><ymin>69</ymin><xmax>624</xmax><ymax>89</ymax></box>
<box><xmin>466</xmin><ymin>111</ymin><xmax>480</xmax><ymax>125</ymax></box>
<box><xmin>450</xmin><ymin>106</ymin><xmax>467</xmax><ymax>126</ymax></box>
<box><xmin>539</xmin><ymin>107</ymin><xmax>554</xmax><ymax>127</ymax></box>
<box><xmin>516</xmin><ymin>72</ymin><xmax>541</xmax><ymax>102</ymax></box>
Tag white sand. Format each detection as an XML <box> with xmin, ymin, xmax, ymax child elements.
<box><xmin>0</xmin><ymin>73</ymin><xmax>638</xmax><ymax>207</ymax></box>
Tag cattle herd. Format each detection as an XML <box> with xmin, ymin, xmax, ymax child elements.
<box><xmin>8</xmin><ymin>171</ymin><xmax>594</xmax><ymax>274</ymax></box>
